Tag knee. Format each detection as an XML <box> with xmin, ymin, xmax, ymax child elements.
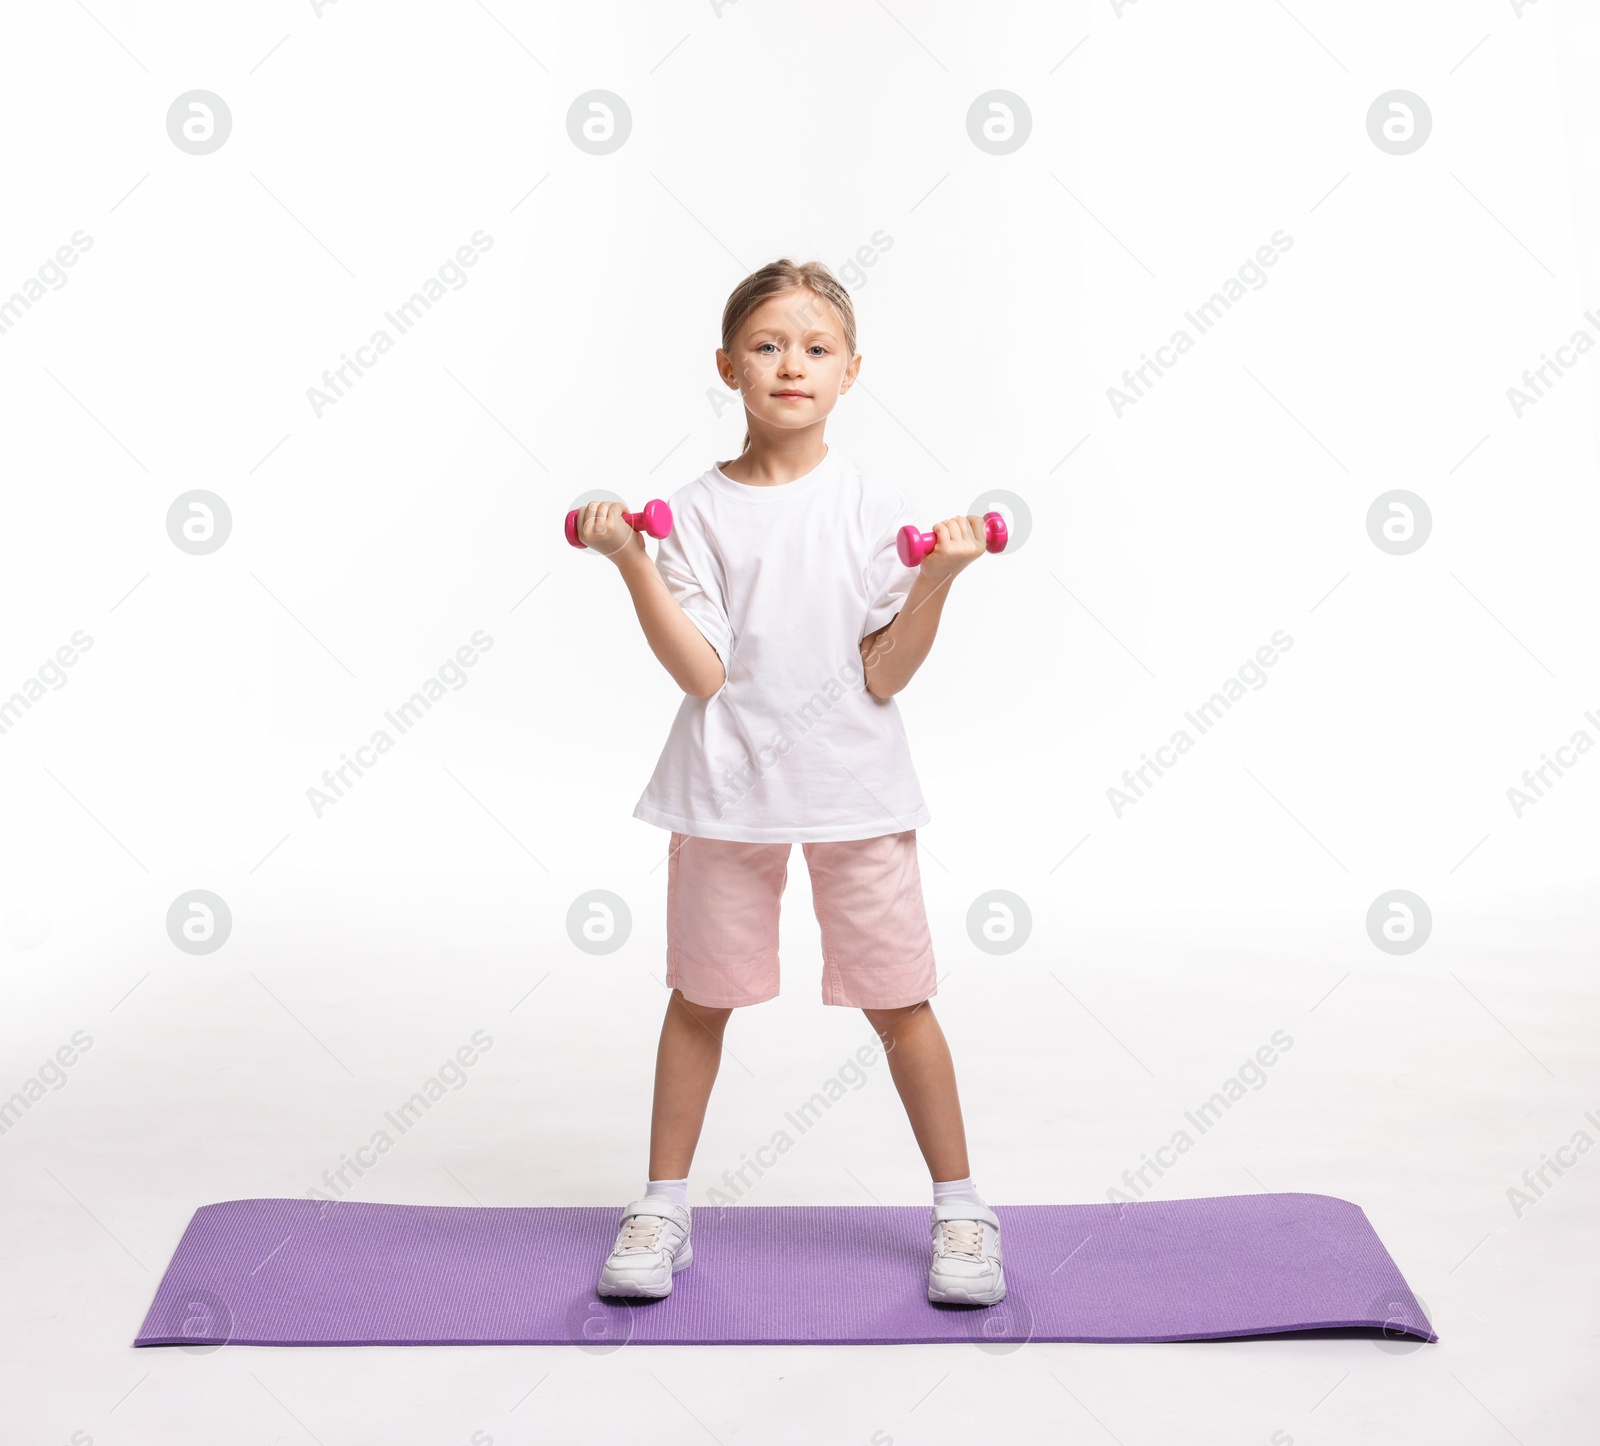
<box><xmin>673</xmin><ymin>988</ymin><xmax>733</xmax><ymax>1025</ymax></box>
<box><xmin>861</xmin><ymin>1001</ymin><xmax>925</xmax><ymax>1046</ymax></box>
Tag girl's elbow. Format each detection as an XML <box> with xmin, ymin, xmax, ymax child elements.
<box><xmin>687</xmin><ymin>657</ymin><xmax>726</xmax><ymax>698</ymax></box>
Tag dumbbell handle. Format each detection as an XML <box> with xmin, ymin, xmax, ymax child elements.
<box><xmin>897</xmin><ymin>511</ymin><xmax>1008</xmax><ymax>568</ymax></box>
<box><xmin>565</xmin><ymin>498</ymin><xmax>673</xmax><ymax>549</ymax></box>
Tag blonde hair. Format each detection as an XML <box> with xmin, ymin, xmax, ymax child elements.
<box><xmin>721</xmin><ymin>258</ymin><xmax>858</xmax><ymax>456</ymax></box>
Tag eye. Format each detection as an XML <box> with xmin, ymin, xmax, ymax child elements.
<box><xmin>756</xmin><ymin>342</ymin><xmax>778</xmax><ymax>354</ymax></box>
<box><xmin>808</xmin><ymin>345</ymin><xmax>827</xmax><ymax>356</ymax></box>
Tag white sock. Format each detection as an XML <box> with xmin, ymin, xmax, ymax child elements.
<box><xmin>644</xmin><ymin>1176</ymin><xmax>689</xmax><ymax>1209</ymax></box>
<box><xmin>932</xmin><ymin>1175</ymin><xmax>986</xmax><ymax>1209</ymax></box>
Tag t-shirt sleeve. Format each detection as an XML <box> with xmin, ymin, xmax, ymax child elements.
<box><xmin>860</xmin><ymin>501</ymin><xmax>921</xmax><ymax>640</ymax></box>
<box><xmin>653</xmin><ymin>517</ymin><xmax>733</xmax><ymax>664</ymax></box>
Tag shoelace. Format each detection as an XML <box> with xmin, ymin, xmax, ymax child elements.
<box><xmin>616</xmin><ymin>1213</ymin><xmax>672</xmax><ymax>1253</ymax></box>
<box><xmin>936</xmin><ymin>1219</ymin><xmax>986</xmax><ymax>1260</ymax></box>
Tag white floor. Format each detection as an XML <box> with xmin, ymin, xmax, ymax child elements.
<box><xmin>4</xmin><ymin>868</ymin><xmax>1594</xmax><ymax>1446</ymax></box>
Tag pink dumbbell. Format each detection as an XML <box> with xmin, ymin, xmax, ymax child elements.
<box><xmin>565</xmin><ymin>498</ymin><xmax>673</xmax><ymax>549</ymax></box>
<box><xmin>897</xmin><ymin>511</ymin><xmax>1008</xmax><ymax>568</ymax></box>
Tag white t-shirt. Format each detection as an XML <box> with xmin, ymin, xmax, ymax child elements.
<box><xmin>632</xmin><ymin>446</ymin><xmax>932</xmax><ymax>843</ymax></box>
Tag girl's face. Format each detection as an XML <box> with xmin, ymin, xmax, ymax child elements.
<box><xmin>717</xmin><ymin>289</ymin><xmax>861</xmax><ymax>437</ymax></box>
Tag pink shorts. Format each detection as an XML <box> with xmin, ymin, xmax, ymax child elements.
<box><xmin>665</xmin><ymin>829</ymin><xmax>937</xmax><ymax>1009</ymax></box>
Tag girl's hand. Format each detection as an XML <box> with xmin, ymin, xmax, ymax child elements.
<box><xmin>917</xmin><ymin>515</ymin><xmax>987</xmax><ymax>585</ymax></box>
<box><xmin>575</xmin><ymin>501</ymin><xmax>646</xmax><ymax>566</ymax></box>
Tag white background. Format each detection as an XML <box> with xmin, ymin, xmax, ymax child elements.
<box><xmin>1</xmin><ymin>0</ymin><xmax>1596</xmax><ymax>1443</ymax></box>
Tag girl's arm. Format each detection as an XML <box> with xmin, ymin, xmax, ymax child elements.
<box><xmin>577</xmin><ymin>501</ymin><xmax>727</xmax><ymax>699</ymax></box>
<box><xmin>861</xmin><ymin>515</ymin><xmax>987</xmax><ymax>699</ymax></box>
<box><xmin>617</xmin><ymin>550</ymin><xmax>726</xmax><ymax>697</ymax></box>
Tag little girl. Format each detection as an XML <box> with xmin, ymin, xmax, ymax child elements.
<box><xmin>574</xmin><ymin>259</ymin><xmax>1004</xmax><ymax>1307</ymax></box>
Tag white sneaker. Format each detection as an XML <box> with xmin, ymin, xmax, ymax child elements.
<box><xmin>596</xmin><ymin>1195</ymin><xmax>694</xmax><ymax>1298</ymax></box>
<box><xmin>927</xmin><ymin>1201</ymin><xmax>1006</xmax><ymax>1305</ymax></box>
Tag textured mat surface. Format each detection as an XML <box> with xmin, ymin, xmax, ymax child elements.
<box><xmin>133</xmin><ymin>1191</ymin><xmax>1435</xmax><ymax>1347</ymax></box>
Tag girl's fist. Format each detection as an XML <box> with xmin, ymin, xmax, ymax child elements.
<box><xmin>919</xmin><ymin>514</ymin><xmax>986</xmax><ymax>583</ymax></box>
<box><xmin>575</xmin><ymin>500</ymin><xmax>645</xmax><ymax>564</ymax></box>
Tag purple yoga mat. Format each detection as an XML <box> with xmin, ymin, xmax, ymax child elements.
<box><xmin>133</xmin><ymin>1191</ymin><xmax>1434</xmax><ymax>1348</ymax></box>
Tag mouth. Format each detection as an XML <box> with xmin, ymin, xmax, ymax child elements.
<box><xmin>772</xmin><ymin>391</ymin><xmax>810</xmax><ymax>400</ymax></box>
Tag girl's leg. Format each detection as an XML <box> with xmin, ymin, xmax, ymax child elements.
<box><xmin>647</xmin><ymin>987</ymin><xmax>735</xmax><ymax>1180</ymax></box>
<box><xmin>860</xmin><ymin>999</ymin><xmax>970</xmax><ymax>1182</ymax></box>
<box><xmin>865</xmin><ymin>998</ymin><xmax>1003</xmax><ymax>1305</ymax></box>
